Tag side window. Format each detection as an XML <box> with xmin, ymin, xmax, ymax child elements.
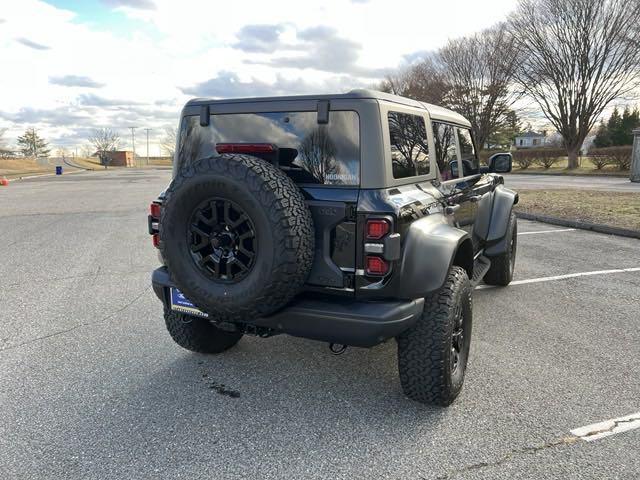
<box><xmin>432</xmin><ymin>122</ymin><xmax>459</xmax><ymax>179</ymax></box>
<box><xmin>457</xmin><ymin>127</ymin><xmax>479</xmax><ymax>175</ymax></box>
<box><xmin>388</xmin><ymin>111</ymin><xmax>430</xmax><ymax>179</ymax></box>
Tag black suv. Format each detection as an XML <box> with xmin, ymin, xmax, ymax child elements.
<box><xmin>148</xmin><ymin>89</ymin><xmax>518</xmax><ymax>405</ymax></box>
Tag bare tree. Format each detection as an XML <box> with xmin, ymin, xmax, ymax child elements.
<box><xmin>510</xmin><ymin>0</ymin><xmax>640</xmax><ymax>168</ymax></box>
<box><xmin>161</xmin><ymin>126</ymin><xmax>178</xmax><ymax>158</ymax></box>
<box><xmin>439</xmin><ymin>24</ymin><xmax>520</xmax><ymax>150</ymax></box>
<box><xmin>88</xmin><ymin>128</ymin><xmax>120</xmax><ymax>169</ymax></box>
<box><xmin>380</xmin><ymin>56</ymin><xmax>450</xmax><ymax>105</ymax></box>
<box><xmin>81</xmin><ymin>144</ymin><xmax>94</xmax><ymax>158</ymax></box>
<box><xmin>0</xmin><ymin>128</ymin><xmax>11</xmax><ymax>157</ymax></box>
<box><xmin>297</xmin><ymin>127</ymin><xmax>338</xmax><ymax>183</ymax></box>
<box><xmin>57</xmin><ymin>147</ymin><xmax>68</xmax><ymax>161</ymax></box>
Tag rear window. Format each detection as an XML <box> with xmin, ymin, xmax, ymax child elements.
<box><xmin>176</xmin><ymin>111</ymin><xmax>360</xmax><ymax>185</ymax></box>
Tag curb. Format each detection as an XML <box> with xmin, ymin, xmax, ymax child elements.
<box><xmin>6</xmin><ymin>169</ymin><xmax>86</xmax><ymax>182</ymax></box>
<box><xmin>508</xmin><ymin>171</ymin><xmax>629</xmax><ymax>178</ymax></box>
<box><xmin>515</xmin><ymin>211</ymin><xmax>640</xmax><ymax>239</ymax></box>
<box><xmin>63</xmin><ymin>158</ymin><xmax>94</xmax><ymax>171</ymax></box>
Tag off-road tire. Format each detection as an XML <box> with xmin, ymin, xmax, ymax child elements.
<box><xmin>159</xmin><ymin>154</ymin><xmax>314</xmax><ymax>321</ymax></box>
<box><xmin>484</xmin><ymin>212</ymin><xmax>517</xmax><ymax>286</ymax></box>
<box><xmin>164</xmin><ymin>308</ymin><xmax>242</xmax><ymax>354</ymax></box>
<box><xmin>397</xmin><ymin>266</ymin><xmax>472</xmax><ymax>406</ymax></box>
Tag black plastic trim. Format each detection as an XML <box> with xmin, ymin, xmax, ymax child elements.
<box><xmin>317</xmin><ymin>100</ymin><xmax>330</xmax><ymax>124</ymax></box>
<box><xmin>199</xmin><ymin>105</ymin><xmax>210</xmax><ymax>126</ymax></box>
<box><xmin>151</xmin><ymin>267</ymin><xmax>423</xmax><ymax>347</ymax></box>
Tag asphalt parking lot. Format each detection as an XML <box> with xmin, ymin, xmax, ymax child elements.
<box><xmin>1</xmin><ymin>169</ymin><xmax>638</xmax><ymax>479</ymax></box>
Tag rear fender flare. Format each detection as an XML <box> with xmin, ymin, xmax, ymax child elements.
<box><xmin>484</xmin><ymin>185</ymin><xmax>518</xmax><ymax>256</ymax></box>
<box><xmin>397</xmin><ymin>214</ymin><xmax>472</xmax><ymax>298</ymax></box>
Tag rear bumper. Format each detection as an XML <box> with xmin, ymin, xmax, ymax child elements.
<box><xmin>151</xmin><ymin>267</ymin><xmax>423</xmax><ymax>348</ymax></box>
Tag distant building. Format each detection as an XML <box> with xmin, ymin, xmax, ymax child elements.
<box><xmin>93</xmin><ymin>150</ymin><xmax>135</xmax><ymax>167</ymax></box>
<box><xmin>514</xmin><ymin>131</ymin><xmax>547</xmax><ymax>149</ymax></box>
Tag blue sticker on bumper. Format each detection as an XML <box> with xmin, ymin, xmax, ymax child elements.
<box><xmin>170</xmin><ymin>288</ymin><xmax>208</xmax><ymax>318</ymax></box>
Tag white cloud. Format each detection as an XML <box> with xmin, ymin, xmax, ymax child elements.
<box><xmin>49</xmin><ymin>75</ymin><xmax>105</xmax><ymax>88</ymax></box>
<box><xmin>0</xmin><ymin>0</ymin><xmax>518</xmax><ymax>154</ymax></box>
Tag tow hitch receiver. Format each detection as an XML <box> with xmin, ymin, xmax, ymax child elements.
<box><xmin>329</xmin><ymin>343</ymin><xmax>347</xmax><ymax>355</ymax></box>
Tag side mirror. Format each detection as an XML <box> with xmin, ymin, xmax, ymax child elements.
<box><xmin>449</xmin><ymin>161</ymin><xmax>459</xmax><ymax>178</ymax></box>
<box><xmin>488</xmin><ymin>153</ymin><xmax>512</xmax><ymax>173</ymax></box>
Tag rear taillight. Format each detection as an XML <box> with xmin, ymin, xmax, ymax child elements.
<box><xmin>149</xmin><ymin>202</ymin><xmax>161</xmax><ymax>249</ymax></box>
<box><xmin>363</xmin><ymin>217</ymin><xmax>395</xmax><ymax>276</ymax></box>
<box><xmin>365</xmin><ymin>255</ymin><xmax>389</xmax><ymax>276</ymax></box>
<box><xmin>215</xmin><ymin>143</ymin><xmax>275</xmax><ymax>154</ymax></box>
<box><xmin>149</xmin><ymin>202</ymin><xmax>161</xmax><ymax>218</ymax></box>
<box><xmin>366</xmin><ymin>219</ymin><xmax>390</xmax><ymax>240</ymax></box>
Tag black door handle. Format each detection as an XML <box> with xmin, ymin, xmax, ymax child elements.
<box><xmin>468</xmin><ymin>195</ymin><xmax>482</xmax><ymax>203</ymax></box>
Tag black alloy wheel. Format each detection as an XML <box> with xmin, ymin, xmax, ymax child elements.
<box><xmin>450</xmin><ymin>303</ymin><xmax>465</xmax><ymax>375</ymax></box>
<box><xmin>188</xmin><ymin>198</ymin><xmax>257</xmax><ymax>283</ymax></box>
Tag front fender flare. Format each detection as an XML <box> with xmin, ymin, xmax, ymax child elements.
<box><xmin>397</xmin><ymin>214</ymin><xmax>471</xmax><ymax>298</ymax></box>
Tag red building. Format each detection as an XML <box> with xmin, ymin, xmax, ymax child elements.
<box><xmin>104</xmin><ymin>151</ymin><xmax>135</xmax><ymax>167</ymax></box>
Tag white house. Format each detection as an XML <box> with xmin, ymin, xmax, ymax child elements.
<box><xmin>514</xmin><ymin>131</ymin><xmax>547</xmax><ymax>148</ymax></box>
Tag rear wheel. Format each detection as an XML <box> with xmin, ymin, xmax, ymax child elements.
<box><xmin>484</xmin><ymin>212</ymin><xmax>517</xmax><ymax>286</ymax></box>
<box><xmin>397</xmin><ymin>266</ymin><xmax>472</xmax><ymax>406</ymax></box>
<box><xmin>164</xmin><ymin>309</ymin><xmax>242</xmax><ymax>354</ymax></box>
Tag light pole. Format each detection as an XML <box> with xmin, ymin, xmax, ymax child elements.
<box><xmin>144</xmin><ymin>128</ymin><xmax>151</xmax><ymax>166</ymax></box>
<box><xmin>129</xmin><ymin>126</ymin><xmax>138</xmax><ymax>167</ymax></box>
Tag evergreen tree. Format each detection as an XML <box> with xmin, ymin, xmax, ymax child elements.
<box><xmin>593</xmin><ymin>120</ymin><xmax>611</xmax><ymax>147</ymax></box>
<box><xmin>620</xmin><ymin>106</ymin><xmax>640</xmax><ymax>145</ymax></box>
<box><xmin>594</xmin><ymin>106</ymin><xmax>640</xmax><ymax>147</ymax></box>
<box><xmin>606</xmin><ymin>107</ymin><xmax>622</xmax><ymax>145</ymax></box>
<box><xmin>487</xmin><ymin>110</ymin><xmax>522</xmax><ymax>148</ymax></box>
<box><xmin>17</xmin><ymin>128</ymin><xmax>50</xmax><ymax>158</ymax></box>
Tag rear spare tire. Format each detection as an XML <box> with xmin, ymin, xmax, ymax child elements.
<box><xmin>159</xmin><ymin>154</ymin><xmax>314</xmax><ymax>321</ymax></box>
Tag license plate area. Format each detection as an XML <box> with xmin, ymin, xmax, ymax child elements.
<box><xmin>170</xmin><ymin>288</ymin><xmax>208</xmax><ymax>318</ymax></box>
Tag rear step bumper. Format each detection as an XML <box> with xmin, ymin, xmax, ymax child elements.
<box><xmin>152</xmin><ymin>267</ymin><xmax>423</xmax><ymax>348</ymax></box>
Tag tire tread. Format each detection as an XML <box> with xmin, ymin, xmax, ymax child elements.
<box><xmin>397</xmin><ymin>267</ymin><xmax>471</xmax><ymax>406</ymax></box>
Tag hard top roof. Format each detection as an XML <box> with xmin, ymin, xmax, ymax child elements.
<box><xmin>185</xmin><ymin>89</ymin><xmax>470</xmax><ymax>127</ymax></box>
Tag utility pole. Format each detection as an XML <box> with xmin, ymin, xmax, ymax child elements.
<box><xmin>144</xmin><ymin>128</ymin><xmax>151</xmax><ymax>166</ymax></box>
<box><xmin>631</xmin><ymin>128</ymin><xmax>640</xmax><ymax>183</ymax></box>
<box><xmin>129</xmin><ymin>126</ymin><xmax>137</xmax><ymax>167</ymax></box>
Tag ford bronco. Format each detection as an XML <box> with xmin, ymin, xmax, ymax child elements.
<box><xmin>148</xmin><ymin>89</ymin><xmax>518</xmax><ymax>405</ymax></box>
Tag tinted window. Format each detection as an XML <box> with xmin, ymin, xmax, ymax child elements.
<box><xmin>457</xmin><ymin>127</ymin><xmax>479</xmax><ymax>175</ymax></box>
<box><xmin>176</xmin><ymin>111</ymin><xmax>360</xmax><ymax>185</ymax></box>
<box><xmin>432</xmin><ymin>122</ymin><xmax>459</xmax><ymax>179</ymax></box>
<box><xmin>387</xmin><ymin>111</ymin><xmax>430</xmax><ymax>179</ymax></box>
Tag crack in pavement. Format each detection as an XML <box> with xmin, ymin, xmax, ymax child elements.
<box><xmin>434</xmin><ymin>436</ymin><xmax>579</xmax><ymax>479</ymax></box>
<box><xmin>0</xmin><ymin>269</ymin><xmax>149</xmax><ymax>289</ymax></box>
<box><xmin>0</xmin><ymin>208</ymin><xmax>142</xmax><ymax>219</ymax></box>
<box><xmin>0</xmin><ymin>285</ymin><xmax>152</xmax><ymax>354</ymax></box>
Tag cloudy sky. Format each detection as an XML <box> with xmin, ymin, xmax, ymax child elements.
<box><xmin>0</xmin><ymin>0</ymin><xmax>517</xmax><ymax>155</ymax></box>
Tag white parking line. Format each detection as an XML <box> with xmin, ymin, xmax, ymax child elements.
<box><xmin>518</xmin><ymin>228</ymin><xmax>576</xmax><ymax>235</ymax></box>
<box><xmin>571</xmin><ymin>413</ymin><xmax>640</xmax><ymax>442</ymax></box>
<box><xmin>477</xmin><ymin>267</ymin><xmax>640</xmax><ymax>289</ymax></box>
